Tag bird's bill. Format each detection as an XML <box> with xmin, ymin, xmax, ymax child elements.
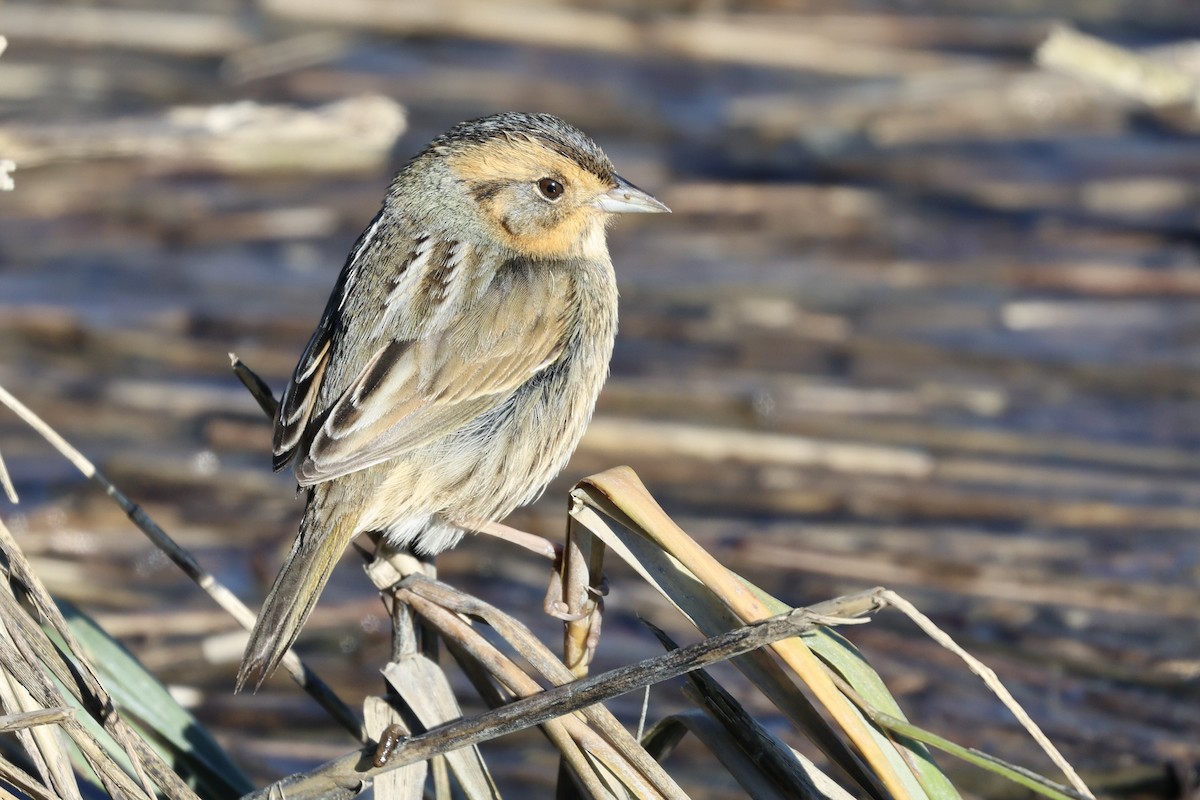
<box><xmin>597</xmin><ymin>175</ymin><xmax>671</xmax><ymax>214</ymax></box>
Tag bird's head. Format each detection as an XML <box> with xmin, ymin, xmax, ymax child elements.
<box><xmin>416</xmin><ymin>112</ymin><xmax>669</xmax><ymax>260</ymax></box>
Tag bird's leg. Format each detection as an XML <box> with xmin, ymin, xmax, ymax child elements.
<box><xmin>473</xmin><ymin>521</ymin><xmax>586</xmax><ymax>621</ymax></box>
<box><xmin>475</xmin><ymin>520</ymin><xmax>559</xmax><ymax>560</ymax></box>
<box><xmin>557</xmin><ymin>518</ymin><xmax>609</xmax><ymax>677</ymax></box>
<box><xmin>473</xmin><ymin>519</ymin><xmax>605</xmax><ymax>673</ymax></box>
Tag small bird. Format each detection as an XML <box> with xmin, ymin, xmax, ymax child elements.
<box><xmin>237</xmin><ymin>112</ymin><xmax>669</xmax><ymax>690</ymax></box>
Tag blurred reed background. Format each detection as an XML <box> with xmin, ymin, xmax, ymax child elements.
<box><xmin>1</xmin><ymin>0</ymin><xmax>1199</xmax><ymax>795</ymax></box>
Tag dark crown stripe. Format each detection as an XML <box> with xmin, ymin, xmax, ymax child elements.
<box><xmin>429</xmin><ymin>112</ymin><xmax>616</xmax><ymax>184</ymax></box>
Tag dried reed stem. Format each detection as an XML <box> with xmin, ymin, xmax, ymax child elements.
<box><xmin>881</xmin><ymin>590</ymin><xmax>1094</xmax><ymax>798</ymax></box>
<box><xmin>247</xmin><ymin>588</ymin><xmax>883</xmax><ymax>799</ymax></box>
<box><xmin>0</xmin><ymin>382</ymin><xmax>366</xmax><ymax>743</ymax></box>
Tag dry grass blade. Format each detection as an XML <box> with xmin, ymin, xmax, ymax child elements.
<box><xmin>0</xmin><ymin>513</ymin><xmax>213</xmax><ymax>800</ymax></box>
<box><xmin>368</xmin><ymin>543</ymin><xmax>585</xmax><ymax>798</ymax></box>
<box><xmin>366</xmin><ymin>544</ymin><xmax>501</xmax><ymax>799</ymax></box>
<box><xmin>0</xmin><ymin>708</ymin><xmax>73</xmax><ymax>733</ymax></box>
<box><xmin>380</xmin><ymin>656</ymin><xmax>499</xmax><ymax>796</ymax></box>
<box><xmin>645</xmin><ymin>620</ymin><xmax>838</xmax><ymax>800</ymax></box>
<box><xmin>0</xmin><ymin>606</ymin><xmax>145</xmax><ymax>799</ymax></box>
<box><xmin>568</xmin><ymin>470</ymin><xmax>906</xmax><ymax>799</ymax></box>
<box><xmin>880</xmin><ymin>590</ymin><xmax>1094</xmax><ymax>798</ymax></box>
<box><xmin>442</xmin><ymin>635</ymin><xmax>611</xmax><ymax>800</ymax></box>
<box><xmin>799</xmin><ymin>629</ymin><xmax>953</xmax><ymax>799</ymax></box>
<box><xmin>398</xmin><ymin>582</ymin><xmax>674</xmax><ymax>800</ymax></box>
<box><xmin>574</xmin><ymin>501</ymin><xmax>886</xmax><ymax>795</ymax></box>
<box><xmin>366</xmin><ymin>536</ymin><xmax>650</xmax><ymax>799</ymax></box>
<box><xmin>0</xmin><ymin>518</ymin><xmax>163</xmax><ymax>799</ymax></box>
<box><xmin>647</xmin><ymin>712</ymin><xmax>833</xmax><ymax>800</ymax></box>
<box><xmin>378</xmin><ymin>661</ymin><xmax>497</xmax><ymax>799</ymax></box>
<box><xmin>364</xmin><ymin>697</ymin><xmax>425</xmax><ymax>800</ymax></box>
<box><xmin>54</xmin><ymin>599</ymin><xmax>253</xmax><ymax>798</ymax></box>
<box><xmin>0</xmin><ymin>648</ymin><xmax>79</xmax><ymax>800</ymax></box>
<box><xmin>245</xmin><ymin>589</ymin><xmax>879</xmax><ymax>799</ymax></box>
<box><xmin>0</xmin><ymin>381</ymin><xmax>365</xmax><ymax>743</ymax></box>
<box><xmin>577</xmin><ymin>748</ymin><xmax>646</xmax><ymax>800</ymax></box>
<box><xmin>0</xmin><ymin>444</ymin><xmax>17</xmax><ymax>503</ymax></box>
<box><xmin>0</xmin><ymin>752</ymin><xmax>65</xmax><ymax>800</ymax></box>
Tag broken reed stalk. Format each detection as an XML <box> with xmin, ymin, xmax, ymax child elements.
<box><xmin>0</xmin><ymin>707</ymin><xmax>73</xmax><ymax>733</ymax></box>
<box><xmin>0</xmin><ymin>515</ymin><xmax>175</xmax><ymax>799</ymax></box>
<box><xmin>0</xmin><ymin>96</ymin><xmax>406</xmax><ymax>173</ymax></box>
<box><xmin>247</xmin><ymin>587</ymin><xmax>884</xmax><ymax>800</ymax></box>
<box><xmin>1036</xmin><ymin>25</ymin><xmax>1200</xmax><ymax>109</ymax></box>
<box><xmin>396</xmin><ymin>573</ymin><xmax>686</xmax><ymax>800</ymax></box>
<box><xmin>0</xmin><ymin>381</ymin><xmax>367</xmax><ymax>744</ymax></box>
<box><xmin>0</xmin><ymin>446</ymin><xmax>17</xmax><ymax>504</ymax></box>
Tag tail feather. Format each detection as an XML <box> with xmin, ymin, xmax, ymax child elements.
<box><xmin>236</xmin><ymin>498</ymin><xmax>357</xmax><ymax>692</ymax></box>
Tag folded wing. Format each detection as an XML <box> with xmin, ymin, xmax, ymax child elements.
<box><xmin>276</xmin><ymin>258</ymin><xmax>572</xmax><ymax>486</ymax></box>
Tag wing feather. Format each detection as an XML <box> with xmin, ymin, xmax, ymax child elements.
<box><xmin>272</xmin><ymin>207</ymin><xmax>406</xmax><ymax>470</ymax></box>
<box><xmin>272</xmin><ymin>320</ymin><xmax>333</xmax><ymax>471</ymax></box>
<box><xmin>291</xmin><ymin>254</ymin><xmax>573</xmax><ymax>486</ymax></box>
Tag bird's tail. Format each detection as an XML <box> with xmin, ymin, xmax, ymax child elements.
<box><xmin>236</xmin><ymin>494</ymin><xmax>358</xmax><ymax>692</ymax></box>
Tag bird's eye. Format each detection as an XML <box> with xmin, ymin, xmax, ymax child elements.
<box><xmin>537</xmin><ymin>178</ymin><xmax>564</xmax><ymax>200</ymax></box>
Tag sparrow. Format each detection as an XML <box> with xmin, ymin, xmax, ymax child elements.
<box><xmin>237</xmin><ymin>112</ymin><xmax>669</xmax><ymax>690</ymax></box>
